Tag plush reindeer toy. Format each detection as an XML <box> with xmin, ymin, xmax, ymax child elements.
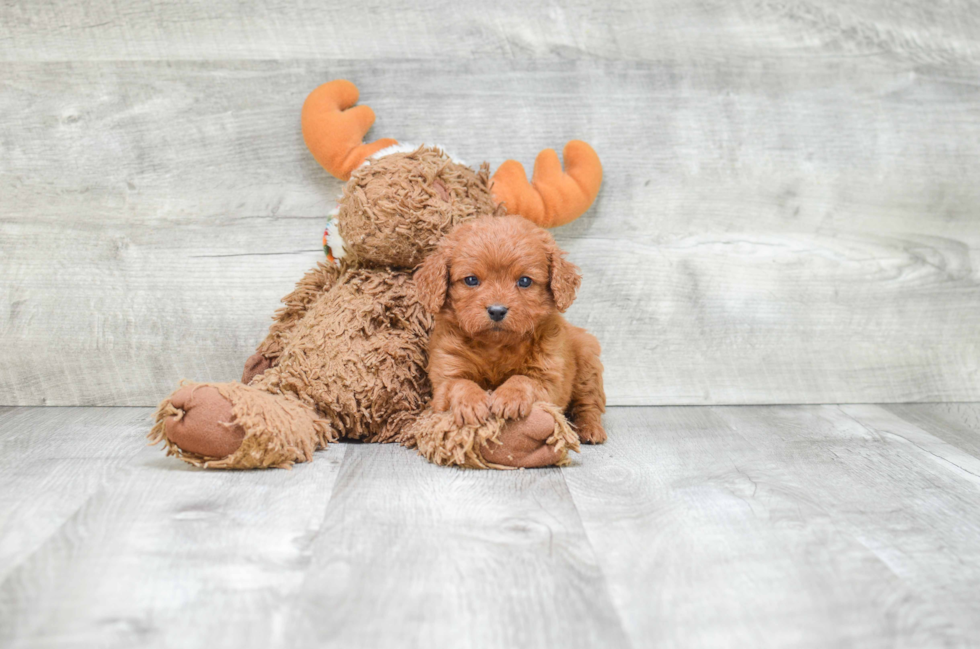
<box><xmin>149</xmin><ymin>80</ymin><xmax>603</xmax><ymax>469</ymax></box>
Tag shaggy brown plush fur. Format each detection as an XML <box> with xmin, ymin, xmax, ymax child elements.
<box><xmin>150</xmin><ymin>147</ymin><xmax>578</xmax><ymax>469</ymax></box>
<box><xmin>340</xmin><ymin>148</ymin><xmax>496</xmax><ymax>268</ymax></box>
<box><xmin>250</xmin><ymin>266</ymin><xmax>431</xmax><ymax>442</ymax></box>
<box><xmin>406</xmin><ymin>401</ymin><xmax>579</xmax><ymax>469</ymax></box>
<box><xmin>417</xmin><ymin>215</ymin><xmax>607</xmax><ymax>443</ymax></box>
<box><xmin>255</xmin><ymin>261</ymin><xmax>342</xmax><ymax>363</ymax></box>
<box><xmin>149</xmin><ymin>381</ymin><xmax>335</xmax><ymax>469</ymax></box>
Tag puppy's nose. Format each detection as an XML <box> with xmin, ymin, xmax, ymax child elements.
<box><xmin>487</xmin><ymin>305</ymin><xmax>509</xmax><ymax>322</ymax></box>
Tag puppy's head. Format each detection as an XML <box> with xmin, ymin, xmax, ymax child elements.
<box><xmin>416</xmin><ymin>215</ymin><xmax>581</xmax><ymax>337</ymax></box>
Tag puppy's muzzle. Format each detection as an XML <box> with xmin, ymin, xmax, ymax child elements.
<box><xmin>487</xmin><ymin>305</ymin><xmax>509</xmax><ymax>322</ymax></box>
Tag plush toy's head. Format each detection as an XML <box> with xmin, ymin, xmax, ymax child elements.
<box><xmin>301</xmin><ymin>79</ymin><xmax>604</xmax><ymax>267</ymax></box>
<box><xmin>334</xmin><ymin>146</ymin><xmax>495</xmax><ymax>268</ymax></box>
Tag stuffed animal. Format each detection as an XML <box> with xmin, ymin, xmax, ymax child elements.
<box><xmin>148</xmin><ymin>80</ymin><xmax>602</xmax><ymax>469</ymax></box>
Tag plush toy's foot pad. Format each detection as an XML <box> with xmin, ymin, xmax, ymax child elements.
<box><xmin>408</xmin><ymin>402</ymin><xmax>579</xmax><ymax>470</ymax></box>
<box><xmin>150</xmin><ymin>381</ymin><xmax>337</xmax><ymax>469</ymax></box>
<box><xmin>242</xmin><ymin>352</ymin><xmax>273</xmax><ymax>385</ymax></box>
<box><xmin>481</xmin><ymin>407</ymin><xmax>564</xmax><ymax>468</ymax></box>
<box><xmin>160</xmin><ymin>385</ymin><xmax>245</xmax><ymax>458</ymax></box>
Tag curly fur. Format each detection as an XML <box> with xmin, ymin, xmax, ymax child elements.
<box><xmin>150</xmin><ymin>380</ymin><xmax>336</xmax><ymax>469</ymax></box>
<box><xmin>340</xmin><ymin>147</ymin><xmax>496</xmax><ymax>268</ymax></box>
<box><xmin>256</xmin><ymin>261</ymin><xmax>342</xmax><ymax>362</ymax></box>
<box><xmin>418</xmin><ymin>215</ymin><xmax>607</xmax><ymax>443</ymax></box>
<box><xmin>405</xmin><ymin>402</ymin><xmax>579</xmax><ymax>469</ymax></box>
<box><xmin>249</xmin><ymin>267</ymin><xmax>433</xmax><ymax>442</ymax></box>
<box><xmin>150</xmin><ymin>147</ymin><xmax>581</xmax><ymax>469</ymax></box>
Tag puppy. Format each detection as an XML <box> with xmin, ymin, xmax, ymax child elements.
<box><xmin>416</xmin><ymin>214</ymin><xmax>606</xmax><ymax>443</ymax></box>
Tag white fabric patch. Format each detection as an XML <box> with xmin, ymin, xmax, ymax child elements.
<box><xmin>324</xmin><ymin>206</ymin><xmax>346</xmax><ymax>263</ymax></box>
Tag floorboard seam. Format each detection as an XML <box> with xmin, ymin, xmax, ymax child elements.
<box><xmin>557</xmin><ymin>466</ymin><xmax>636</xmax><ymax>649</ymax></box>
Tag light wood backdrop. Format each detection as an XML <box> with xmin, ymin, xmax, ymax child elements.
<box><xmin>1</xmin><ymin>1</ymin><xmax>979</xmax><ymax>406</ymax></box>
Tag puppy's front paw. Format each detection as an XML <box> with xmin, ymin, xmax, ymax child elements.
<box><xmin>450</xmin><ymin>385</ymin><xmax>491</xmax><ymax>427</ymax></box>
<box><xmin>577</xmin><ymin>421</ymin><xmax>607</xmax><ymax>444</ymax></box>
<box><xmin>490</xmin><ymin>378</ymin><xmax>536</xmax><ymax>420</ymax></box>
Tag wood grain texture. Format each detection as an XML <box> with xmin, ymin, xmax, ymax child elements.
<box><xmin>0</xmin><ymin>407</ymin><xmax>147</xmax><ymax>583</ymax></box>
<box><xmin>4</xmin><ymin>405</ymin><xmax>980</xmax><ymax>646</ymax></box>
<box><xmin>564</xmin><ymin>405</ymin><xmax>980</xmax><ymax>647</ymax></box>
<box><xmin>282</xmin><ymin>442</ymin><xmax>629</xmax><ymax>649</ymax></box>
<box><xmin>2</xmin><ymin>8</ymin><xmax>980</xmax><ymax>406</ymax></box>
<box><xmin>0</xmin><ymin>407</ymin><xmax>626</xmax><ymax>649</ymax></box>
<box><xmin>2</xmin><ymin>0</ymin><xmax>979</xmax><ymax>63</ymax></box>
<box><xmin>884</xmin><ymin>402</ymin><xmax>980</xmax><ymax>462</ymax></box>
<box><xmin>0</xmin><ymin>407</ymin><xmax>347</xmax><ymax>649</ymax></box>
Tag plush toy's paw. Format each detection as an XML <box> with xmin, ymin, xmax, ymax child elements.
<box><xmin>489</xmin><ymin>378</ymin><xmax>535</xmax><ymax>420</ymax></box>
<box><xmin>162</xmin><ymin>385</ymin><xmax>245</xmax><ymax>458</ymax></box>
<box><xmin>242</xmin><ymin>352</ymin><xmax>273</xmax><ymax>384</ymax></box>
<box><xmin>481</xmin><ymin>406</ymin><xmax>567</xmax><ymax>468</ymax></box>
<box><xmin>409</xmin><ymin>402</ymin><xmax>579</xmax><ymax>470</ymax></box>
<box><xmin>449</xmin><ymin>384</ymin><xmax>491</xmax><ymax>427</ymax></box>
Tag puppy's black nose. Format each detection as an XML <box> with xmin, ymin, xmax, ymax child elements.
<box><xmin>487</xmin><ymin>305</ymin><xmax>509</xmax><ymax>322</ymax></box>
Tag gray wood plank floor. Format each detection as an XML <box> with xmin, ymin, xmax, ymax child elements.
<box><xmin>2</xmin><ymin>404</ymin><xmax>979</xmax><ymax>648</ymax></box>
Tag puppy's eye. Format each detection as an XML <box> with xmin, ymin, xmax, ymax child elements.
<box><xmin>517</xmin><ymin>276</ymin><xmax>533</xmax><ymax>288</ymax></box>
<box><xmin>463</xmin><ymin>276</ymin><xmax>480</xmax><ymax>287</ymax></box>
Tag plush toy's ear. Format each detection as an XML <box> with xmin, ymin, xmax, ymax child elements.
<box><xmin>301</xmin><ymin>80</ymin><xmax>399</xmax><ymax>181</ymax></box>
<box><xmin>491</xmin><ymin>140</ymin><xmax>602</xmax><ymax>228</ymax></box>
<box><xmin>545</xmin><ymin>237</ymin><xmax>582</xmax><ymax>313</ymax></box>
<box><xmin>415</xmin><ymin>244</ymin><xmax>452</xmax><ymax>314</ymax></box>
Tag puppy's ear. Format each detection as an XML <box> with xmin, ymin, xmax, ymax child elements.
<box><xmin>415</xmin><ymin>243</ymin><xmax>452</xmax><ymax>314</ymax></box>
<box><xmin>547</xmin><ymin>240</ymin><xmax>582</xmax><ymax>313</ymax></box>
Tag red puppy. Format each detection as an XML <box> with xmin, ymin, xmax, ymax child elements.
<box><xmin>416</xmin><ymin>215</ymin><xmax>606</xmax><ymax>444</ymax></box>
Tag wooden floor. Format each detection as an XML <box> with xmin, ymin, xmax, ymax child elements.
<box><xmin>2</xmin><ymin>404</ymin><xmax>979</xmax><ymax>648</ymax></box>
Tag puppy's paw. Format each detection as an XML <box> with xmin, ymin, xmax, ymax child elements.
<box><xmin>576</xmin><ymin>421</ymin><xmax>607</xmax><ymax>444</ymax></box>
<box><xmin>450</xmin><ymin>385</ymin><xmax>491</xmax><ymax>427</ymax></box>
<box><xmin>490</xmin><ymin>378</ymin><xmax>536</xmax><ymax>420</ymax></box>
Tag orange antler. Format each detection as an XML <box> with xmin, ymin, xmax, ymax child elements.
<box><xmin>491</xmin><ymin>141</ymin><xmax>603</xmax><ymax>228</ymax></box>
<box><xmin>301</xmin><ymin>80</ymin><xmax>398</xmax><ymax>181</ymax></box>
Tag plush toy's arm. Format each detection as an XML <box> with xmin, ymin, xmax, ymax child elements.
<box><xmin>253</xmin><ymin>261</ymin><xmax>342</xmax><ymax>363</ymax></box>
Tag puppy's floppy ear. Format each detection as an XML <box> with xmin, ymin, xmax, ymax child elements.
<box><xmin>546</xmin><ymin>238</ymin><xmax>582</xmax><ymax>313</ymax></box>
<box><xmin>415</xmin><ymin>242</ymin><xmax>452</xmax><ymax>314</ymax></box>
